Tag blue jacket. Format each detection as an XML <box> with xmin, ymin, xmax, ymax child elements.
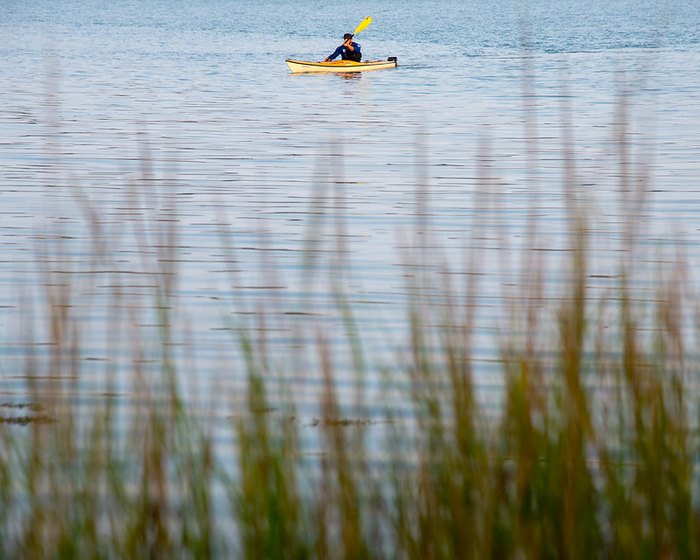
<box><xmin>327</xmin><ymin>41</ymin><xmax>361</xmax><ymax>61</ymax></box>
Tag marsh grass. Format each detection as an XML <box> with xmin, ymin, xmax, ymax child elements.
<box><xmin>1</xmin><ymin>93</ymin><xmax>700</xmax><ymax>558</ymax></box>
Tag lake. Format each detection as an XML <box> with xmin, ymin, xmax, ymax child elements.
<box><xmin>1</xmin><ymin>0</ymin><xmax>699</xmax><ymax>422</ymax></box>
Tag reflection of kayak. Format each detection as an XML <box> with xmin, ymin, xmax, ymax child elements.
<box><xmin>286</xmin><ymin>57</ymin><xmax>398</xmax><ymax>74</ymax></box>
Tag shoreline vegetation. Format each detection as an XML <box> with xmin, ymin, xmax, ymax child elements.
<box><xmin>1</xmin><ymin>91</ymin><xmax>699</xmax><ymax>558</ymax></box>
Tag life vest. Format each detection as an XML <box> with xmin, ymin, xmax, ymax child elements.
<box><xmin>341</xmin><ymin>43</ymin><xmax>361</xmax><ymax>62</ymax></box>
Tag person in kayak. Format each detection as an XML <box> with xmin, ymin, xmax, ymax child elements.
<box><xmin>323</xmin><ymin>33</ymin><xmax>362</xmax><ymax>62</ymax></box>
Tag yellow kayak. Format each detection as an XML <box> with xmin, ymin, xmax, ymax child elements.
<box><xmin>286</xmin><ymin>57</ymin><xmax>398</xmax><ymax>74</ymax></box>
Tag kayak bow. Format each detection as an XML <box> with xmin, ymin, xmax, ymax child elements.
<box><xmin>286</xmin><ymin>57</ymin><xmax>398</xmax><ymax>74</ymax></box>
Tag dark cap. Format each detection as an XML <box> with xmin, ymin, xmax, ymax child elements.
<box><xmin>343</xmin><ymin>33</ymin><xmax>353</xmax><ymax>39</ymax></box>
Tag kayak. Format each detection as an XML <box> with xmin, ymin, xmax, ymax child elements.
<box><xmin>286</xmin><ymin>57</ymin><xmax>398</xmax><ymax>74</ymax></box>
<box><xmin>286</xmin><ymin>57</ymin><xmax>397</xmax><ymax>74</ymax></box>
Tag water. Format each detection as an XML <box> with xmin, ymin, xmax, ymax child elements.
<box><xmin>1</xmin><ymin>0</ymin><xmax>700</xmax><ymax>422</ymax></box>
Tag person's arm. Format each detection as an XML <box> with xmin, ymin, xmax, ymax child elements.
<box><xmin>324</xmin><ymin>45</ymin><xmax>344</xmax><ymax>62</ymax></box>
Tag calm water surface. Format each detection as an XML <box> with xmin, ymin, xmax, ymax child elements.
<box><xmin>1</xmin><ymin>0</ymin><xmax>699</xmax><ymax>422</ymax></box>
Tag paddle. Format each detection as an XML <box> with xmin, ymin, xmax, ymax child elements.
<box><xmin>353</xmin><ymin>16</ymin><xmax>372</xmax><ymax>37</ymax></box>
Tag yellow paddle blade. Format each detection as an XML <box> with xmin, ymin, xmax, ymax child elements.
<box><xmin>353</xmin><ymin>16</ymin><xmax>372</xmax><ymax>36</ymax></box>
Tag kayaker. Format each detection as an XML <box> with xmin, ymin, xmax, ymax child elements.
<box><xmin>323</xmin><ymin>33</ymin><xmax>362</xmax><ymax>62</ymax></box>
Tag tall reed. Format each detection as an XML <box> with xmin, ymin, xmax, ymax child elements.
<box><xmin>0</xmin><ymin>90</ymin><xmax>698</xmax><ymax>559</ymax></box>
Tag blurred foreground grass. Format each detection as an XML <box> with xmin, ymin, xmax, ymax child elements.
<box><xmin>1</xmin><ymin>96</ymin><xmax>699</xmax><ymax>559</ymax></box>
